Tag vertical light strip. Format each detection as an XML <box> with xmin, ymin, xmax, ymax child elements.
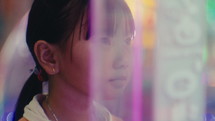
<box><xmin>132</xmin><ymin>0</ymin><xmax>144</xmax><ymax>121</ymax></box>
<box><xmin>154</xmin><ymin>0</ymin><xmax>206</xmax><ymax>121</ymax></box>
<box><xmin>89</xmin><ymin>0</ymin><xmax>104</xmax><ymax>102</ymax></box>
<box><xmin>89</xmin><ymin>0</ymin><xmax>98</xmax><ymax>102</ymax></box>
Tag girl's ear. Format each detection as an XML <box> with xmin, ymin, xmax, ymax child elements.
<box><xmin>34</xmin><ymin>40</ymin><xmax>59</xmax><ymax>75</ymax></box>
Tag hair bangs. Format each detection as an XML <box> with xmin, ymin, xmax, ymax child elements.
<box><xmin>99</xmin><ymin>0</ymin><xmax>135</xmax><ymax>39</ymax></box>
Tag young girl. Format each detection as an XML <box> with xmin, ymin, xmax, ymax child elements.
<box><xmin>13</xmin><ymin>0</ymin><xmax>135</xmax><ymax>120</ymax></box>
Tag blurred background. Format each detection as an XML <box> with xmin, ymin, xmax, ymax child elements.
<box><xmin>0</xmin><ymin>0</ymin><xmax>33</xmax><ymax>120</ymax></box>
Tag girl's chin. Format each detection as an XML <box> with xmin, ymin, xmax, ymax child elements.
<box><xmin>102</xmin><ymin>85</ymin><xmax>127</xmax><ymax>100</ymax></box>
<box><xmin>92</xmin><ymin>80</ymin><xmax>128</xmax><ymax>100</ymax></box>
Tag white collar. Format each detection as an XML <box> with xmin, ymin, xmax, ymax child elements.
<box><xmin>23</xmin><ymin>94</ymin><xmax>50</xmax><ymax>121</ymax></box>
<box><xmin>23</xmin><ymin>94</ymin><xmax>113</xmax><ymax>121</ymax></box>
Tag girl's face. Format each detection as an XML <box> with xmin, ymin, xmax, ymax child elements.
<box><xmin>58</xmin><ymin>15</ymin><xmax>133</xmax><ymax>100</ymax></box>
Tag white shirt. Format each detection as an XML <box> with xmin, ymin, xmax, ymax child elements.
<box><xmin>23</xmin><ymin>94</ymin><xmax>113</xmax><ymax>121</ymax></box>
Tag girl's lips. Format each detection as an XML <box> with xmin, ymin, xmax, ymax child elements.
<box><xmin>109</xmin><ymin>77</ymin><xmax>127</xmax><ymax>88</ymax></box>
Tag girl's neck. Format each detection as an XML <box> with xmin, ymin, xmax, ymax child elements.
<box><xmin>43</xmin><ymin>80</ymin><xmax>92</xmax><ymax>121</ymax></box>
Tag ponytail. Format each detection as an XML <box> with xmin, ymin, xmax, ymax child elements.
<box><xmin>12</xmin><ymin>73</ymin><xmax>42</xmax><ymax>121</ymax></box>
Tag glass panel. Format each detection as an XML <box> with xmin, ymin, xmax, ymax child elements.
<box><xmin>0</xmin><ymin>0</ymin><xmax>211</xmax><ymax>121</ymax></box>
<box><xmin>154</xmin><ymin>0</ymin><xmax>206</xmax><ymax>121</ymax></box>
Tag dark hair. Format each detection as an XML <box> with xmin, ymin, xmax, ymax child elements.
<box><xmin>27</xmin><ymin>0</ymin><xmax>88</xmax><ymax>69</ymax></box>
<box><xmin>13</xmin><ymin>0</ymin><xmax>134</xmax><ymax>120</ymax></box>
<box><xmin>13</xmin><ymin>73</ymin><xmax>42</xmax><ymax>121</ymax></box>
<box><xmin>13</xmin><ymin>0</ymin><xmax>88</xmax><ymax>120</ymax></box>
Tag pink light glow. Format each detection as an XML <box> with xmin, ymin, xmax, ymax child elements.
<box><xmin>132</xmin><ymin>34</ymin><xmax>144</xmax><ymax>121</ymax></box>
<box><xmin>132</xmin><ymin>1</ymin><xmax>144</xmax><ymax>120</ymax></box>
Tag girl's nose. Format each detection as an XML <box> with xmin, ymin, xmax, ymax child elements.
<box><xmin>112</xmin><ymin>49</ymin><xmax>129</xmax><ymax>70</ymax></box>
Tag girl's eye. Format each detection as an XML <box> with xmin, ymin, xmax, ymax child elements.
<box><xmin>125</xmin><ymin>38</ymin><xmax>132</xmax><ymax>45</ymax></box>
<box><xmin>101</xmin><ymin>37</ymin><xmax>111</xmax><ymax>45</ymax></box>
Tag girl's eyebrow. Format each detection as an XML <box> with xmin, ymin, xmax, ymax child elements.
<box><xmin>100</xmin><ymin>35</ymin><xmax>111</xmax><ymax>38</ymax></box>
<box><xmin>95</xmin><ymin>34</ymin><xmax>112</xmax><ymax>38</ymax></box>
